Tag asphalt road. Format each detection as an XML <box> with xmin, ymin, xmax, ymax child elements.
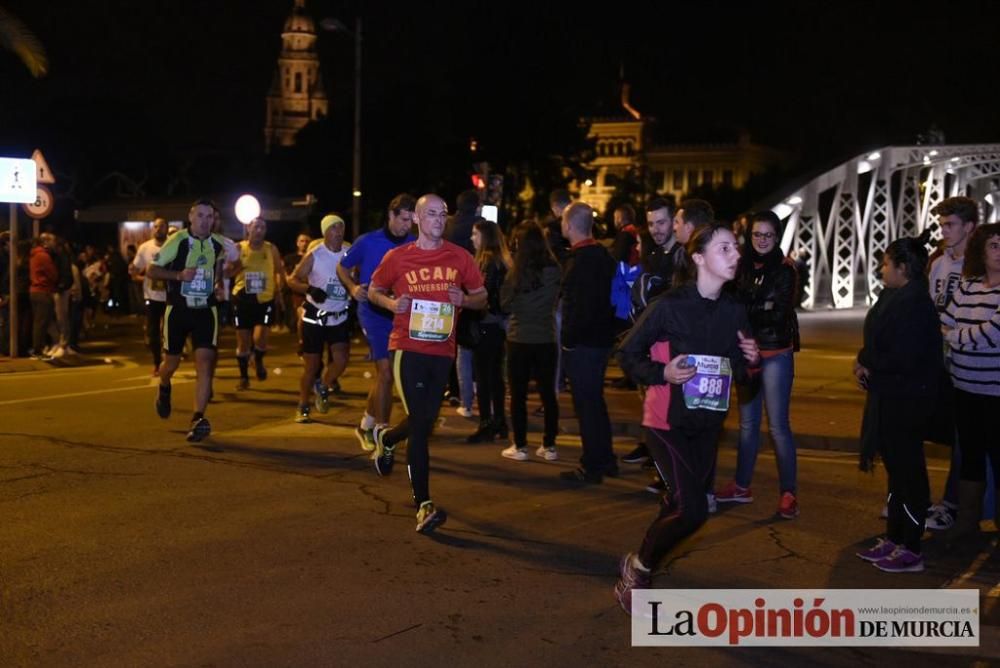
<box><xmin>0</xmin><ymin>314</ymin><xmax>997</xmax><ymax>666</ymax></box>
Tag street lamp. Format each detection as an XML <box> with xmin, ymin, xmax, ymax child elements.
<box><xmin>234</xmin><ymin>194</ymin><xmax>261</xmax><ymax>224</ymax></box>
<box><xmin>320</xmin><ymin>16</ymin><xmax>362</xmax><ymax>241</ymax></box>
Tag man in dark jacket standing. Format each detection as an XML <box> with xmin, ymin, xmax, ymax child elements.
<box><xmin>444</xmin><ymin>189</ymin><xmax>479</xmax><ymax>254</ymax></box>
<box><xmin>559</xmin><ymin>202</ymin><xmax>618</xmax><ymax>483</ymax></box>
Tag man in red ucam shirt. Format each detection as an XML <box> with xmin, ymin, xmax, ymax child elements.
<box><xmin>368</xmin><ymin>193</ymin><xmax>486</xmax><ymax>534</ymax></box>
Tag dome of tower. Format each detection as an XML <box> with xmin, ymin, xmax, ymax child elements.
<box><xmin>283</xmin><ymin>0</ymin><xmax>315</xmax><ymax>34</ymax></box>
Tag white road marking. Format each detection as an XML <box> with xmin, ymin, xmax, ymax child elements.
<box><xmin>0</xmin><ymin>379</ymin><xmax>192</xmax><ymax>406</ymax></box>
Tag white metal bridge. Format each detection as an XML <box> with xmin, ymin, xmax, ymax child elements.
<box><xmin>770</xmin><ymin>143</ymin><xmax>1000</xmax><ymax>309</ymax></box>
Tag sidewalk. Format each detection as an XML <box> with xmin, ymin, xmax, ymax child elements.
<box><xmin>0</xmin><ymin>317</ymin><xmax>136</xmax><ymax>373</ymax></box>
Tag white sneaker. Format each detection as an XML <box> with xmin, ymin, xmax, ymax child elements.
<box><xmin>535</xmin><ymin>445</ymin><xmax>558</xmax><ymax>461</ymax></box>
<box><xmin>706</xmin><ymin>493</ymin><xmax>718</xmax><ymax>514</ymax></box>
<box><xmin>501</xmin><ymin>445</ymin><xmax>528</xmax><ymax>461</ymax></box>
<box><xmin>456</xmin><ymin>407</ymin><xmax>474</xmax><ymax>418</ymax></box>
<box><xmin>925</xmin><ymin>505</ymin><xmax>956</xmax><ymax>531</ymax></box>
<box><xmin>49</xmin><ymin>345</ymin><xmax>66</xmax><ymax>359</ymax></box>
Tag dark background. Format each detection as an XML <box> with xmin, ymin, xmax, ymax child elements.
<box><xmin>2</xmin><ymin>0</ymin><xmax>999</xmax><ymax>244</ymax></box>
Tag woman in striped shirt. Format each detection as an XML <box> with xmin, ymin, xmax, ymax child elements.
<box><xmin>941</xmin><ymin>222</ymin><xmax>1000</xmax><ymax>545</ymax></box>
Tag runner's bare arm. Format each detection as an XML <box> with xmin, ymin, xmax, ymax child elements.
<box><xmin>451</xmin><ymin>286</ymin><xmax>487</xmax><ymax>309</ymax></box>
<box><xmin>148</xmin><ymin>265</ymin><xmax>196</xmax><ymax>282</ymax></box>
<box><xmin>369</xmin><ymin>284</ymin><xmax>409</xmax><ymax>314</ymax></box>
<box><xmin>286</xmin><ymin>253</ymin><xmax>315</xmax><ymax>295</ymax></box>
<box><xmin>336</xmin><ymin>262</ymin><xmax>367</xmax><ymax>303</ymax></box>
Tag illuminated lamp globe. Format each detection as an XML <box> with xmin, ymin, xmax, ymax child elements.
<box><xmin>235</xmin><ymin>194</ymin><xmax>261</xmax><ymax>224</ymax></box>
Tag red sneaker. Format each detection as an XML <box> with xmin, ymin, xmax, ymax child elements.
<box><xmin>778</xmin><ymin>491</ymin><xmax>799</xmax><ymax>519</ymax></box>
<box><xmin>716</xmin><ymin>480</ymin><xmax>754</xmax><ymax>504</ymax></box>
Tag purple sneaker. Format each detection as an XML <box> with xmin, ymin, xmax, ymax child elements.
<box><xmin>873</xmin><ymin>547</ymin><xmax>925</xmax><ymax>573</ymax></box>
<box><xmin>614</xmin><ymin>553</ymin><xmax>652</xmax><ymax>615</ymax></box>
<box><xmin>856</xmin><ymin>538</ymin><xmax>897</xmax><ymax>563</ymax></box>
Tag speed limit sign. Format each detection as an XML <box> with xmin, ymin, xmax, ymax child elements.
<box><xmin>22</xmin><ymin>184</ymin><xmax>53</xmax><ymax>219</ymax></box>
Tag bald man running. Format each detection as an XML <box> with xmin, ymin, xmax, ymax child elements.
<box><xmin>368</xmin><ymin>194</ymin><xmax>487</xmax><ymax>533</ymax></box>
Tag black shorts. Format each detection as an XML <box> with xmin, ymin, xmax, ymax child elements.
<box><xmin>302</xmin><ymin>320</ymin><xmax>350</xmax><ymax>354</ymax></box>
<box><xmin>233</xmin><ymin>299</ymin><xmax>275</xmax><ymax>330</ymax></box>
<box><xmin>164</xmin><ymin>305</ymin><xmax>218</xmax><ymax>355</ymax></box>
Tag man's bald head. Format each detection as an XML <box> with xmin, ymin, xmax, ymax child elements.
<box><xmin>414</xmin><ymin>193</ymin><xmax>448</xmax><ymax>242</ymax></box>
<box><xmin>561</xmin><ymin>201</ymin><xmax>595</xmax><ymax>241</ymax></box>
<box><xmin>416</xmin><ymin>193</ymin><xmax>446</xmax><ymax>217</ymax></box>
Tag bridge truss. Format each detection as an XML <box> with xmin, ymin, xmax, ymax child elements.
<box><xmin>771</xmin><ymin>144</ymin><xmax>1000</xmax><ymax>308</ymax></box>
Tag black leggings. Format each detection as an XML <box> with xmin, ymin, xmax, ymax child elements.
<box><xmin>507</xmin><ymin>340</ymin><xmax>558</xmax><ymax>449</ymax></box>
<box><xmin>383</xmin><ymin>350</ymin><xmax>452</xmax><ymax>506</ymax></box>
<box><xmin>955</xmin><ymin>388</ymin><xmax>1000</xmax><ymax>484</ymax></box>
<box><xmin>638</xmin><ymin>425</ymin><xmax>720</xmax><ymax>568</ymax></box>
<box><xmin>874</xmin><ymin>394</ymin><xmax>931</xmax><ymax>553</ymax></box>
<box><xmin>474</xmin><ymin>324</ymin><xmax>506</xmax><ymax>423</ymax></box>
<box><xmin>146</xmin><ymin>299</ymin><xmax>167</xmax><ymax>369</ymax></box>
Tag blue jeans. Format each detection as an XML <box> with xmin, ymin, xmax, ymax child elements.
<box><xmin>736</xmin><ymin>350</ymin><xmax>797</xmax><ymax>493</ymax></box>
<box><xmin>457</xmin><ymin>345</ymin><xmax>475</xmax><ymax>411</ymax></box>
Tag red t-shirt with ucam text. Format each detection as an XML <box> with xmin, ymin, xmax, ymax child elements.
<box><xmin>370</xmin><ymin>241</ymin><xmax>484</xmax><ymax>357</ymax></box>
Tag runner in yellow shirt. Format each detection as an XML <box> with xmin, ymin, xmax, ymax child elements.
<box><xmin>231</xmin><ymin>217</ymin><xmax>284</xmax><ymax>390</ymax></box>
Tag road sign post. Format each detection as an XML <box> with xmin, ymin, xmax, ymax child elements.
<box><xmin>1</xmin><ymin>155</ymin><xmax>38</xmax><ymax>358</ymax></box>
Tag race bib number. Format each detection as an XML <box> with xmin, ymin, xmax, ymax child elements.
<box><xmin>181</xmin><ymin>267</ymin><xmax>213</xmax><ymax>308</ymax></box>
<box><xmin>681</xmin><ymin>355</ymin><xmax>733</xmax><ymax>412</ymax></box>
<box><xmin>408</xmin><ymin>299</ymin><xmax>455</xmax><ymax>342</ymax></box>
<box><xmin>246</xmin><ymin>271</ymin><xmax>265</xmax><ymax>294</ymax></box>
<box><xmin>325</xmin><ymin>278</ymin><xmax>347</xmax><ymax>301</ymax></box>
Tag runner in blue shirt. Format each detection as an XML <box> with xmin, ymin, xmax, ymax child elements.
<box><xmin>336</xmin><ymin>193</ymin><xmax>417</xmax><ymax>450</ymax></box>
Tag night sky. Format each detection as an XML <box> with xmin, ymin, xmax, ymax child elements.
<box><xmin>2</xmin><ymin>0</ymin><xmax>999</xmax><ymax>233</ymax></box>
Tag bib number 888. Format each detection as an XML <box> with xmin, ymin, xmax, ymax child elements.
<box><xmin>698</xmin><ymin>377</ymin><xmax>725</xmax><ymax>395</ymax></box>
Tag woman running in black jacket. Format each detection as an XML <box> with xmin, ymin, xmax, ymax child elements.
<box><xmin>613</xmin><ymin>222</ymin><xmax>761</xmax><ymax>614</ymax></box>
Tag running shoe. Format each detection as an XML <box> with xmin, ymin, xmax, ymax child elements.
<box><xmin>186</xmin><ymin>417</ymin><xmax>211</xmax><ymax>443</ymax></box>
<box><xmin>415</xmin><ymin>501</ymin><xmax>447</xmax><ymax>534</ymax></box>
<box><xmin>614</xmin><ymin>552</ymin><xmax>652</xmax><ymax>615</ymax></box>
<box><xmin>314</xmin><ymin>384</ymin><xmax>330</xmax><ymax>414</ymax></box>
<box><xmin>856</xmin><ymin>537</ymin><xmax>897</xmax><ymax>563</ymax></box>
<box><xmin>371</xmin><ymin>426</ymin><xmax>395</xmax><ymax>476</ymax></box>
<box><xmin>716</xmin><ymin>480</ymin><xmax>754</xmax><ymax>504</ymax></box>
<box><xmin>872</xmin><ymin>547</ymin><xmax>925</xmax><ymax>573</ymax></box>
<box><xmin>456</xmin><ymin>406</ymin><xmax>474</xmax><ymax>418</ymax></box>
<box><xmin>535</xmin><ymin>445</ymin><xmax>558</xmax><ymax>461</ymax></box>
<box><xmin>706</xmin><ymin>493</ymin><xmax>718</xmax><ymax>514</ymax></box>
<box><xmin>295</xmin><ymin>404</ymin><xmax>312</xmax><ymax>424</ymax></box>
<box><xmin>622</xmin><ymin>443</ymin><xmax>650</xmax><ymax>464</ymax></box>
<box><xmin>501</xmin><ymin>445</ymin><xmax>528</xmax><ymax>461</ymax></box>
<box><xmin>925</xmin><ymin>502</ymin><xmax>957</xmax><ymax>531</ymax></box>
<box><xmin>645</xmin><ymin>476</ymin><xmax>666</xmax><ymax>494</ymax></box>
<box><xmin>155</xmin><ymin>383</ymin><xmax>171</xmax><ymax>419</ymax></box>
<box><xmin>236</xmin><ymin>377</ymin><xmax>250</xmax><ymax>391</ymax></box>
<box><xmin>355</xmin><ymin>426</ymin><xmax>376</xmax><ymax>453</ymax></box>
<box><xmin>559</xmin><ymin>468</ymin><xmax>603</xmax><ymax>484</ymax></box>
<box><xmin>777</xmin><ymin>491</ymin><xmax>799</xmax><ymax>519</ymax></box>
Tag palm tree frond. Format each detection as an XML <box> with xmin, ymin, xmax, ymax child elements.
<box><xmin>0</xmin><ymin>6</ymin><xmax>48</xmax><ymax>77</ymax></box>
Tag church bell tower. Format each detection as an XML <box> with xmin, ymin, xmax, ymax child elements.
<box><xmin>264</xmin><ymin>0</ymin><xmax>329</xmax><ymax>152</ymax></box>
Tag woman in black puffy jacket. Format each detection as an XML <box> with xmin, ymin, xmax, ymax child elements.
<box><xmin>716</xmin><ymin>210</ymin><xmax>801</xmax><ymax>520</ymax></box>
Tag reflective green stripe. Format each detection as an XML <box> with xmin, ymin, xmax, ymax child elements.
<box><xmin>163</xmin><ymin>304</ymin><xmax>172</xmax><ymax>346</ymax></box>
<box><xmin>392</xmin><ymin>351</ymin><xmax>409</xmax><ymax>416</ymax></box>
<box><xmin>211</xmin><ymin>306</ymin><xmax>218</xmax><ymax>347</ymax></box>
